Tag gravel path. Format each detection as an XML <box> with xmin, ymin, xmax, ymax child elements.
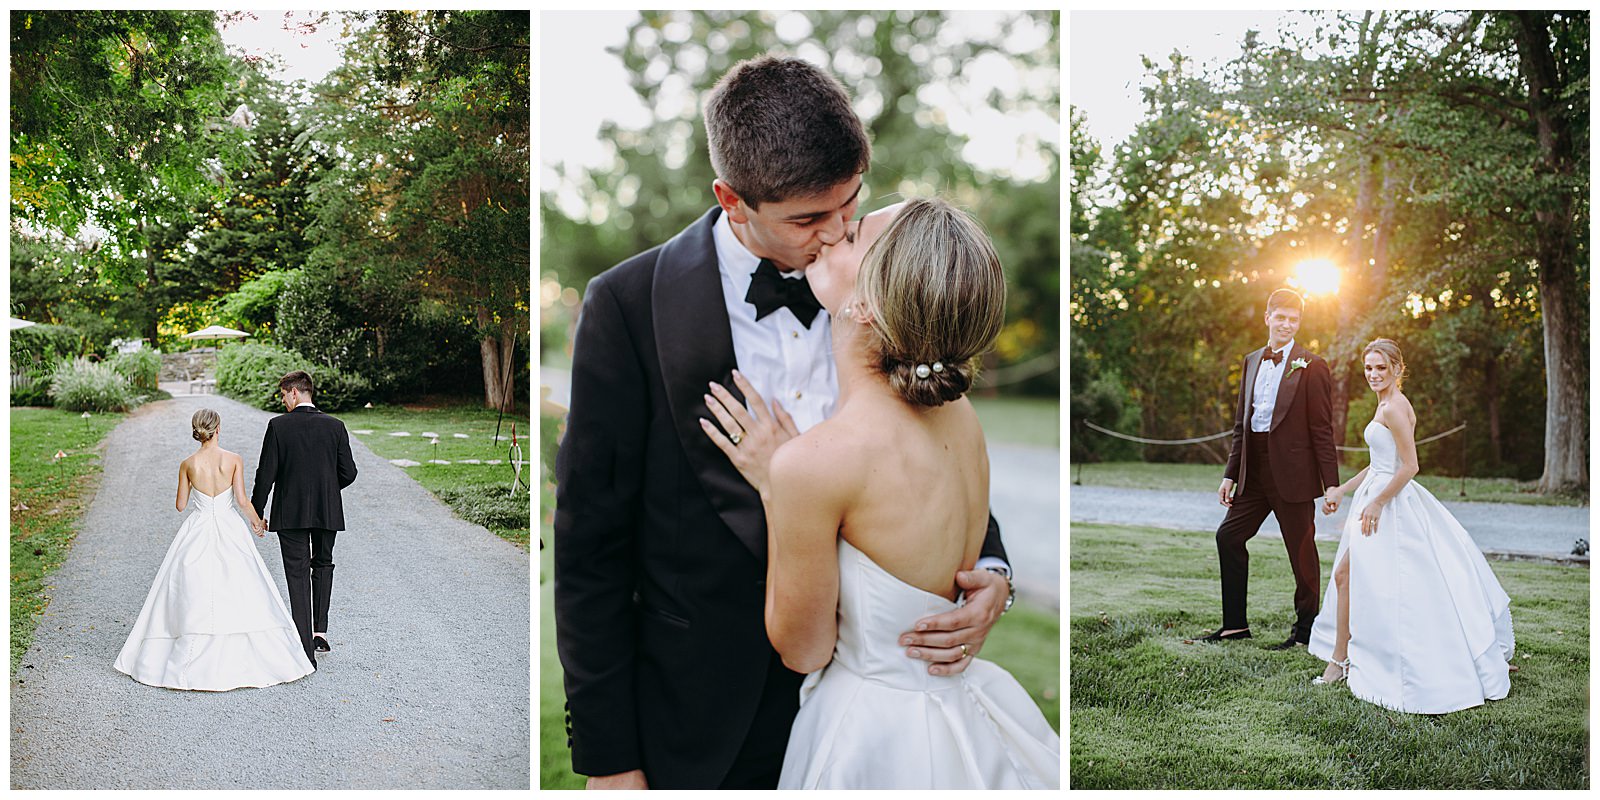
<box><xmin>10</xmin><ymin>394</ymin><xmax>530</xmax><ymax>789</ymax></box>
<box><xmin>1070</xmin><ymin>485</ymin><xmax>1589</xmax><ymax>559</ymax></box>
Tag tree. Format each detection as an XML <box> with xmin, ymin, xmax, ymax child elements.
<box><xmin>10</xmin><ymin>11</ymin><xmax>244</xmax><ymax>343</ymax></box>
<box><xmin>306</xmin><ymin>11</ymin><xmax>530</xmax><ymax>409</ymax></box>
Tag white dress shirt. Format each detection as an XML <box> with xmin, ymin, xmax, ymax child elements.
<box><xmin>714</xmin><ymin>213</ymin><xmax>836</xmax><ymax>432</ymax></box>
<box><xmin>711</xmin><ymin>213</ymin><xmax>1010</xmax><ymax>578</ymax></box>
<box><xmin>1250</xmin><ymin>340</ymin><xmax>1294</xmax><ymax>433</ymax></box>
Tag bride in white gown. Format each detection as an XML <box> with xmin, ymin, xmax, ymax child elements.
<box><xmin>702</xmin><ymin>198</ymin><xmax>1059</xmax><ymax>788</ymax></box>
<box><xmin>114</xmin><ymin>409</ymin><xmax>314</xmax><ymax>691</ymax></box>
<box><xmin>1309</xmin><ymin>339</ymin><xmax>1514</xmax><ymax>714</ymax></box>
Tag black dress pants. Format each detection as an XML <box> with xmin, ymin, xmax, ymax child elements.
<box><xmin>1216</xmin><ymin>433</ymin><xmax>1321</xmax><ymax>639</ymax></box>
<box><xmin>278</xmin><ymin>528</ymin><xmax>336</xmax><ymax>660</ymax></box>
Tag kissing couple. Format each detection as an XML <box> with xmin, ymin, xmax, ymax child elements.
<box><xmin>554</xmin><ymin>55</ymin><xmax>1060</xmax><ymax>789</ymax></box>
<box><xmin>1204</xmin><ymin>290</ymin><xmax>1514</xmax><ymax>715</ymax></box>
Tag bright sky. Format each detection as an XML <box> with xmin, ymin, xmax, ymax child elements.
<box><xmin>1070</xmin><ymin>11</ymin><xmax>1301</xmax><ymax>149</ymax></box>
<box><xmin>540</xmin><ymin>11</ymin><xmax>1059</xmax><ymax>212</ymax></box>
<box><xmin>215</xmin><ymin>10</ymin><xmax>347</xmax><ymax>87</ymax></box>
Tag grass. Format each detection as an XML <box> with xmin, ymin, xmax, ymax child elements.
<box><xmin>10</xmin><ymin>407</ymin><xmax>124</xmax><ymax>673</ymax></box>
<box><xmin>970</xmin><ymin>394</ymin><xmax>1059</xmax><ymax>448</ymax></box>
<box><xmin>1070</xmin><ymin>461</ymin><xmax>1586</xmax><ymax>507</ymax></box>
<box><xmin>538</xmin><ymin>541</ymin><xmax>1060</xmax><ymax>789</ymax></box>
<box><xmin>339</xmin><ymin>401</ymin><xmax>531</xmax><ymax>549</ymax></box>
<box><xmin>1069</xmin><ymin>522</ymin><xmax>1589</xmax><ymax>789</ymax></box>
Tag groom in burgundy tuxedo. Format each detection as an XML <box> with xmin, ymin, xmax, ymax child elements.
<box><xmin>1202</xmin><ymin>289</ymin><xmax>1340</xmax><ymax>649</ymax></box>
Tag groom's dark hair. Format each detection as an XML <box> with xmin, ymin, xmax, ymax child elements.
<box><xmin>704</xmin><ymin>55</ymin><xmax>871</xmax><ymax>209</ymax></box>
<box><xmin>1267</xmin><ymin>288</ymin><xmax>1304</xmax><ymax>314</ymax></box>
<box><xmin>279</xmin><ymin>370</ymin><xmax>315</xmax><ymax>397</ymax></box>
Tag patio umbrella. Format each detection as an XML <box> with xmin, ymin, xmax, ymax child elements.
<box><xmin>181</xmin><ymin>325</ymin><xmax>251</xmax><ymax>378</ymax></box>
<box><xmin>181</xmin><ymin>325</ymin><xmax>250</xmax><ymax>341</ymax></box>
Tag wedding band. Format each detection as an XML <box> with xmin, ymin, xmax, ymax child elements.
<box><xmin>960</xmin><ymin>643</ymin><xmax>970</xmax><ymax>658</ymax></box>
<box><xmin>729</xmin><ymin>431</ymin><xmax>743</xmax><ymax>446</ymax></box>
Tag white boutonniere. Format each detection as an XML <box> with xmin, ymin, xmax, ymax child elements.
<box><xmin>1287</xmin><ymin>357</ymin><xmax>1309</xmax><ymax>376</ymax></box>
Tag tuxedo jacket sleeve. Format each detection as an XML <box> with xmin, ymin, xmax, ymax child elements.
<box><xmin>1305</xmin><ymin>356</ymin><xmax>1340</xmax><ymax>492</ymax></box>
<box><xmin>981</xmin><ymin>513</ymin><xmax>1008</xmax><ymax>566</ymax></box>
<box><xmin>1223</xmin><ymin>353</ymin><xmax>1251</xmax><ymax>485</ymax></box>
<box><xmin>553</xmin><ymin>273</ymin><xmax>649</xmax><ymax>777</ymax></box>
<box><xmin>251</xmin><ymin>421</ymin><xmax>280</xmax><ymax>520</ymax></box>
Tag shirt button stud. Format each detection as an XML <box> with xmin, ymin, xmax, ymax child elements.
<box><xmin>794</xmin><ymin>391</ymin><xmax>803</xmax><ymax>400</ymax></box>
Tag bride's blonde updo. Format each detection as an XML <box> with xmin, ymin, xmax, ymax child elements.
<box><xmin>192</xmin><ymin>408</ymin><xmax>220</xmax><ymax>443</ymax></box>
<box><xmin>853</xmin><ymin>197</ymin><xmax>1006</xmax><ymax>407</ymax></box>
<box><xmin>1363</xmin><ymin>338</ymin><xmax>1407</xmax><ymax>389</ymax></box>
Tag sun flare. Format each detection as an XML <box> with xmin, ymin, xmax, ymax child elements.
<box><xmin>1292</xmin><ymin>258</ymin><xmax>1342</xmax><ymax>297</ymax></box>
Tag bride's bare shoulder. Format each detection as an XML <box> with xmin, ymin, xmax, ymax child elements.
<box><xmin>768</xmin><ymin>423</ymin><xmax>861</xmax><ymax>509</ymax></box>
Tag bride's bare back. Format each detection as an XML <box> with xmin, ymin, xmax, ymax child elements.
<box><xmin>807</xmin><ymin>394</ymin><xmax>990</xmax><ymax>600</ymax></box>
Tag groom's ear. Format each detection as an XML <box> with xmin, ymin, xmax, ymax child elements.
<box><xmin>712</xmin><ymin>179</ymin><xmax>751</xmax><ymax>224</ymax></box>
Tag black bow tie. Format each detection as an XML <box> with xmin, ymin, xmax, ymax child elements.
<box><xmin>1265</xmin><ymin>349</ymin><xmax>1285</xmax><ymax>366</ymax></box>
<box><xmin>745</xmin><ymin>259</ymin><xmax>822</xmax><ymax>328</ymax></box>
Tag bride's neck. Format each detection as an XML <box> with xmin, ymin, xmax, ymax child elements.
<box><xmin>833</xmin><ymin>321</ymin><xmax>897</xmax><ymax>409</ymax></box>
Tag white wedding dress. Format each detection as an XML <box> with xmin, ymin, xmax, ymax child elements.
<box><xmin>777</xmin><ymin>539</ymin><xmax>1060</xmax><ymax>788</ymax></box>
<box><xmin>1309</xmin><ymin>420</ymin><xmax>1514</xmax><ymax>714</ymax></box>
<box><xmin>114</xmin><ymin>488</ymin><xmax>314</xmax><ymax>691</ymax></box>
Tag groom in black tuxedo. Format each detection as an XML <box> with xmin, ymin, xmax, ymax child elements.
<box><xmin>1203</xmin><ymin>289</ymin><xmax>1339</xmax><ymax>649</ymax></box>
<box><xmin>252</xmin><ymin>370</ymin><xmax>359</xmax><ymax>667</ymax></box>
<box><xmin>555</xmin><ymin>55</ymin><xmax>1014</xmax><ymax>790</ymax></box>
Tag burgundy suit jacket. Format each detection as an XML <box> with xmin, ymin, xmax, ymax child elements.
<box><xmin>1223</xmin><ymin>343</ymin><xmax>1340</xmax><ymax>504</ymax></box>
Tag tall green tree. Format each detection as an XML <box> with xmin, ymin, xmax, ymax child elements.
<box><xmin>10</xmin><ymin>11</ymin><xmax>243</xmax><ymax>343</ymax></box>
<box><xmin>306</xmin><ymin>10</ymin><xmax>530</xmax><ymax>409</ymax></box>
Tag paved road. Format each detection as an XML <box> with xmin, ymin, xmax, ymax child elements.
<box><xmin>1070</xmin><ymin>485</ymin><xmax>1589</xmax><ymax>558</ymax></box>
<box><xmin>544</xmin><ymin>368</ymin><xmax>1060</xmax><ymax>606</ymax></box>
<box><xmin>11</xmin><ymin>394</ymin><xmax>530</xmax><ymax>789</ymax></box>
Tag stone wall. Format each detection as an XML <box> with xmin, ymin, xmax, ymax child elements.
<box><xmin>160</xmin><ymin>349</ymin><xmax>215</xmax><ymax>381</ymax></box>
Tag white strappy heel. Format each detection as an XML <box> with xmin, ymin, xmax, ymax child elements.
<box><xmin>1312</xmin><ymin>658</ymin><xmax>1351</xmax><ymax>685</ymax></box>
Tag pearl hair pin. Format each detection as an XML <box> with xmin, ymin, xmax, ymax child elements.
<box><xmin>914</xmin><ymin>361</ymin><xmax>946</xmax><ymax>379</ymax></box>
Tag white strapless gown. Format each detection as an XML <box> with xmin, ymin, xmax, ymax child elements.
<box><xmin>777</xmin><ymin>540</ymin><xmax>1060</xmax><ymax>788</ymax></box>
<box><xmin>114</xmin><ymin>489</ymin><xmax>314</xmax><ymax>690</ymax></box>
<box><xmin>1309</xmin><ymin>421</ymin><xmax>1514</xmax><ymax>714</ymax></box>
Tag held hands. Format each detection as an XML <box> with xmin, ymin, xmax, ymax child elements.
<box><xmin>586</xmin><ymin>769</ymin><xmax>648</xmax><ymax>790</ymax></box>
<box><xmin>1322</xmin><ymin>486</ymin><xmax>1344</xmax><ymax>515</ymax></box>
<box><xmin>1217</xmin><ymin>479</ymin><xmax>1235</xmax><ymax>508</ymax></box>
<box><xmin>252</xmin><ymin>517</ymin><xmax>267</xmax><ymax>537</ymax></box>
<box><xmin>900</xmin><ymin>569</ymin><xmax>1008</xmax><ymax>676</ymax></box>
<box><xmin>699</xmin><ymin>370</ymin><xmax>799</xmax><ymax>494</ymax></box>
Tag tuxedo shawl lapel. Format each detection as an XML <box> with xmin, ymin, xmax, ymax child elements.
<box><xmin>1270</xmin><ymin>343</ymin><xmax>1308</xmax><ymax>431</ymax></box>
<box><xmin>651</xmin><ymin>207</ymin><xmax>767</xmax><ymax>561</ymax></box>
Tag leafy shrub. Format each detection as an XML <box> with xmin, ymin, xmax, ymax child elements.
<box><xmin>10</xmin><ymin>324</ymin><xmax>84</xmax><ymax>405</ymax></box>
<box><xmin>216</xmin><ymin>342</ymin><xmax>372</xmax><ymax>412</ymax></box>
<box><xmin>108</xmin><ymin>347</ymin><xmax>161</xmax><ymax>391</ymax></box>
<box><xmin>437</xmin><ymin>483</ymin><xmax>532</xmax><ymax>530</ymax></box>
<box><xmin>10</xmin><ymin>371</ymin><xmax>51</xmax><ymax>406</ymax></box>
<box><xmin>48</xmin><ymin>357</ymin><xmax>133</xmax><ymax>412</ymax></box>
<box><xmin>10</xmin><ymin>324</ymin><xmax>83</xmax><ymax>373</ymax></box>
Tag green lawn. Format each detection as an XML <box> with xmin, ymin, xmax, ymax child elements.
<box><xmin>971</xmin><ymin>394</ymin><xmax>1059</xmax><ymax>448</ymax></box>
<box><xmin>539</xmin><ymin>542</ymin><xmax>1060</xmax><ymax>789</ymax></box>
<box><xmin>1070</xmin><ymin>522</ymin><xmax>1589</xmax><ymax>789</ymax></box>
<box><xmin>10</xmin><ymin>407</ymin><xmax>124</xmax><ymax>673</ymax></box>
<box><xmin>1071</xmin><ymin>461</ymin><xmax>1586</xmax><ymax>507</ymax></box>
<box><xmin>339</xmin><ymin>402</ymin><xmax>531</xmax><ymax>549</ymax></box>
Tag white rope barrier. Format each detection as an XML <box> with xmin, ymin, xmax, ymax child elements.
<box><xmin>1082</xmin><ymin>419</ymin><xmax>1468</xmax><ymax>452</ymax></box>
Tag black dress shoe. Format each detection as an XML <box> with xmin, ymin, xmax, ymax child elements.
<box><xmin>314</xmin><ymin>635</ymin><xmax>331</xmax><ymax>653</ymax></box>
<box><xmin>1267</xmin><ymin>634</ymin><xmax>1308</xmax><ymax>650</ymax></box>
<box><xmin>1196</xmin><ymin>628</ymin><xmax>1252</xmax><ymax>642</ymax></box>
